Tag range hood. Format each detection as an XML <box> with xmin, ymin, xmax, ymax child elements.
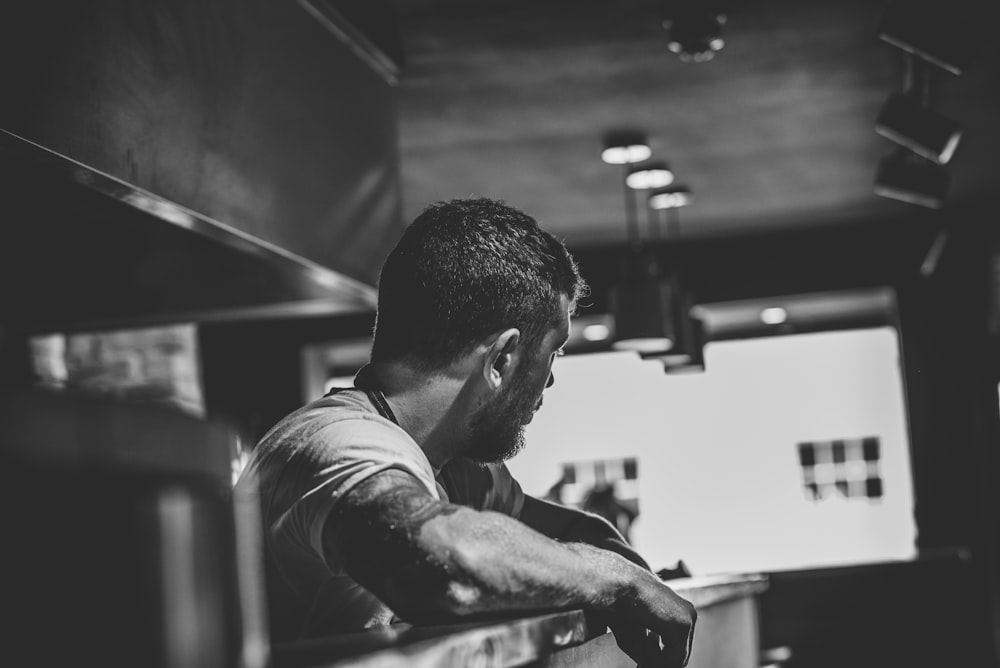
<box><xmin>0</xmin><ymin>129</ymin><xmax>377</xmax><ymax>334</ymax></box>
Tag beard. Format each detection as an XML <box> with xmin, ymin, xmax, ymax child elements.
<box><xmin>465</xmin><ymin>379</ymin><xmax>539</xmax><ymax>464</ymax></box>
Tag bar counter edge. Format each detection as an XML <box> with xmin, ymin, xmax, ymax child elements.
<box><xmin>270</xmin><ymin>572</ymin><xmax>769</xmax><ymax>668</ymax></box>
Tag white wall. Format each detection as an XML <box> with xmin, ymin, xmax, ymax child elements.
<box><xmin>507</xmin><ymin>327</ymin><xmax>916</xmax><ymax>575</ymax></box>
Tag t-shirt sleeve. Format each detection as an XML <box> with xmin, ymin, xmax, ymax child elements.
<box><xmin>437</xmin><ymin>458</ymin><xmax>526</xmax><ymax>517</ymax></box>
<box><xmin>269</xmin><ymin>415</ymin><xmax>441</xmax><ymax>563</ymax></box>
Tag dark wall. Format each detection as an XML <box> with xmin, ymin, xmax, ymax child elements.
<box><xmin>758</xmin><ymin>553</ymin><xmax>987</xmax><ymax>668</ymax></box>
<box><xmin>892</xmin><ymin>215</ymin><xmax>1000</xmax><ymax>665</ymax></box>
<box><xmin>0</xmin><ymin>0</ymin><xmax>404</xmax><ymax>286</ymax></box>
<box><xmin>569</xmin><ymin>208</ymin><xmax>941</xmax><ymax>311</ymax></box>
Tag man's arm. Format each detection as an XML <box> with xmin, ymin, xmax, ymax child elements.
<box><xmin>517</xmin><ymin>494</ymin><xmax>649</xmax><ymax>569</ymax></box>
<box><xmin>324</xmin><ymin>469</ymin><xmax>695</xmax><ymax>667</ymax></box>
<box><xmin>518</xmin><ymin>494</ymin><xmax>678</xmax><ymax>662</ymax></box>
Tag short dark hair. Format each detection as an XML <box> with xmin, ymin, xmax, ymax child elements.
<box><xmin>371</xmin><ymin>197</ymin><xmax>587</xmax><ymax>369</ymax></box>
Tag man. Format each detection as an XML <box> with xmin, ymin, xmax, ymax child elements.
<box><xmin>236</xmin><ymin>197</ymin><xmax>696</xmax><ymax>666</ymax></box>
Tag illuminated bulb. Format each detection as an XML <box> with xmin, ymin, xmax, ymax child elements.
<box><xmin>582</xmin><ymin>323</ymin><xmax>612</xmax><ymax>342</ymax></box>
<box><xmin>611</xmin><ymin>337</ymin><xmax>674</xmax><ymax>354</ymax></box>
<box><xmin>602</xmin><ymin>130</ymin><xmax>652</xmax><ymax>165</ymax></box>
<box><xmin>760</xmin><ymin>307</ymin><xmax>788</xmax><ymax>325</ymax></box>
<box><xmin>648</xmin><ymin>185</ymin><xmax>693</xmax><ymax>210</ymax></box>
<box><xmin>602</xmin><ymin>144</ymin><xmax>652</xmax><ymax>165</ymax></box>
<box><xmin>626</xmin><ymin>161</ymin><xmax>674</xmax><ymax>189</ymax></box>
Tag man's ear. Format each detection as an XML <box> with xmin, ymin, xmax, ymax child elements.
<box><xmin>484</xmin><ymin>328</ymin><xmax>520</xmax><ymax>389</ymax></box>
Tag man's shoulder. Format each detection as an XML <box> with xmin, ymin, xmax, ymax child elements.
<box><xmin>254</xmin><ymin>390</ymin><xmax>409</xmax><ymax>458</ymax></box>
<box><xmin>243</xmin><ymin>388</ymin><xmax>434</xmax><ymax>504</ymax></box>
<box><xmin>305</xmin><ymin>388</ymin><xmax>376</xmax><ymax>415</ymax></box>
<box><xmin>275</xmin><ymin>389</ymin><xmax>385</xmax><ymax>430</ymax></box>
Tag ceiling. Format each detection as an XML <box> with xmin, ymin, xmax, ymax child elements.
<box><xmin>389</xmin><ymin>0</ymin><xmax>1000</xmax><ymax>249</ymax></box>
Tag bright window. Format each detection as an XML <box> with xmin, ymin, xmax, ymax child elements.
<box><xmin>508</xmin><ymin>327</ymin><xmax>916</xmax><ymax>574</ymax></box>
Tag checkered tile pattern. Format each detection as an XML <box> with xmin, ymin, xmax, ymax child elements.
<box><xmin>558</xmin><ymin>457</ymin><xmax>639</xmax><ymax>510</ymax></box>
<box><xmin>798</xmin><ymin>437</ymin><xmax>883</xmax><ymax>501</ymax></box>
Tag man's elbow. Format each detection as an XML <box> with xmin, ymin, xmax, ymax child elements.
<box><xmin>378</xmin><ymin>539</ymin><xmax>492</xmax><ymax>621</ymax></box>
<box><xmin>381</xmin><ymin>570</ymin><xmax>488</xmax><ymax>621</ymax></box>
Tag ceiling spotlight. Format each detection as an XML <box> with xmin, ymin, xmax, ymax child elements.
<box><xmin>877</xmin><ymin>0</ymin><xmax>984</xmax><ymax>75</ymax></box>
<box><xmin>874</xmin><ymin>148</ymin><xmax>950</xmax><ymax>209</ymax></box>
<box><xmin>602</xmin><ymin>130</ymin><xmax>653</xmax><ymax>165</ymax></box>
<box><xmin>626</xmin><ymin>161</ymin><xmax>674</xmax><ymax>190</ymax></box>
<box><xmin>663</xmin><ymin>12</ymin><xmax>727</xmax><ymax>63</ymax></box>
<box><xmin>648</xmin><ymin>185</ymin><xmax>693</xmax><ymax>210</ymax></box>
<box><xmin>875</xmin><ymin>92</ymin><xmax>962</xmax><ymax>165</ymax></box>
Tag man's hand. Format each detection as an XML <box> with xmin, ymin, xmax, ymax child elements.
<box><xmin>611</xmin><ymin>624</ymin><xmax>679</xmax><ymax>668</ymax></box>
<box><xmin>624</xmin><ymin>572</ymin><xmax>696</xmax><ymax>667</ymax></box>
<box><xmin>591</xmin><ymin>570</ymin><xmax>695</xmax><ymax>668</ymax></box>
<box><xmin>519</xmin><ymin>496</ymin><xmax>695</xmax><ymax>666</ymax></box>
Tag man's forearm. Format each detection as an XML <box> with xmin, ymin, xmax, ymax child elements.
<box><xmin>392</xmin><ymin>506</ymin><xmax>636</xmax><ymax>617</ymax></box>
<box><xmin>518</xmin><ymin>495</ymin><xmax>650</xmax><ymax>570</ymax></box>
<box><xmin>395</xmin><ymin>505</ymin><xmax>694</xmax><ymax>663</ymax></box>
<box><xmin>329</xmin><ymin>471</ymin><xmax>696</xmax><ymax>665</ymax></box>
<box><xmin>330</xmin><ymin>474</ymin><xmax>680</xmax><ymax>625</ymax></box>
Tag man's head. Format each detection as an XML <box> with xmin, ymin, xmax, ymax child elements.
<box><xmin>463</xmin><ymin>297</ymin><xmax>570</xmax><ymax>462</ymax></box>
<box><xmin>372</xmin><ymin>197</ymin><xmax>586</xmax><ymax>370</ymax></box>
<box><xmin>371</xmin><ymin>197</ymin><xmax>587</xmax><ymax>462</ymax></box>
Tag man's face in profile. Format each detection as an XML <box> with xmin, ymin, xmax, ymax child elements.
<box><xmin>465</xmin><ymin>368</ymin><xmax>538</xmax><ymax>463</ymax></box>
<box><xmin>465</xmin><ymin>298</ymin><xmax>571</xmax><ymax>464</ymax></box>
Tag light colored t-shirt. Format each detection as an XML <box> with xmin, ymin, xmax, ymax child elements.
<box><xmin>235</xmin><ymin>389</ymin><xmax>524</xmax><ymax>641</ymax></box>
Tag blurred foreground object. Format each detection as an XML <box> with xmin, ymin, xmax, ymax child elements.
<box><xmin>0</xmin><ymin>387</ymin><xmax>269</xmax><ymax>668</ymax></box>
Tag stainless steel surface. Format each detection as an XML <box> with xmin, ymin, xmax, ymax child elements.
<box><xmin>0</xmin><ymin>129</ymin><xmax>376</xmax><ymax>332</ymax></box>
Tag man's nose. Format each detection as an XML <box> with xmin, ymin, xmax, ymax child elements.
<box><xmin>546</xmin><ymin>371</ymin><xmax>555</xmax><ymax>388</ymax></box>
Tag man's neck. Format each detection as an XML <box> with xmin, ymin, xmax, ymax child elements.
<box><xmin>360</xmin><ymin>361</ymin><xmax>471</xmax><ymax>469</ymax></box>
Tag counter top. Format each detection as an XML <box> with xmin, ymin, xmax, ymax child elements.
<box><xmin>272</xmin><ymin>573</ymin><xmax>768</xmax><ymax>668</ymax></box>
<box><xmin>668</xmin><ymin>572</ymin><xmax>770</xmax><ymax>608</ymax></box>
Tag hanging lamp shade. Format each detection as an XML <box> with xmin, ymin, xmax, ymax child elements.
<box><xmin>626</xmin><ymin>161</ymin><xmax>674</xmax><ymax>190</ymax></box>
<box><xmin>610</xmin><ymin>248</ymin><xmax>677</xmax><ymax>355</ymax></box>
<box><xmin>648</xmin><ymin>184</ymin><xmax>693</xmax><ymax>210</ymax></box>
<box><xmin>601</xmin><ymin>130</ymin><xmax>653</xmax><ymax>165</ymax></box>
<box><xmin>610</xmin><ymin>249</ymin><xmax>706</xmax><ymax>370</ymax></box>
<box><xmin>646</xmin><ymin>294</ymin><xmax>706</xmax><ymax>373</ymax></box>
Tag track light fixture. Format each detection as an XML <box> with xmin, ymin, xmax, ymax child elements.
<box><xmin>877</xmin><ymin>0</ymin><xmax>984</xmax><ymax>75</ymax></box>
<box><xmin>873</xmin><ymin>4</ymin><xmax>972</xmax><ymax>210</ymax></box>
<box><xmin>874</xmin><ymin>147</ymin><xmax>950</xmax><ymax>209</ymax></box>
<box><xmin>875</xmin><ymin>91</ymin><xmax>962</xmax><ymax>165</ymax></box>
